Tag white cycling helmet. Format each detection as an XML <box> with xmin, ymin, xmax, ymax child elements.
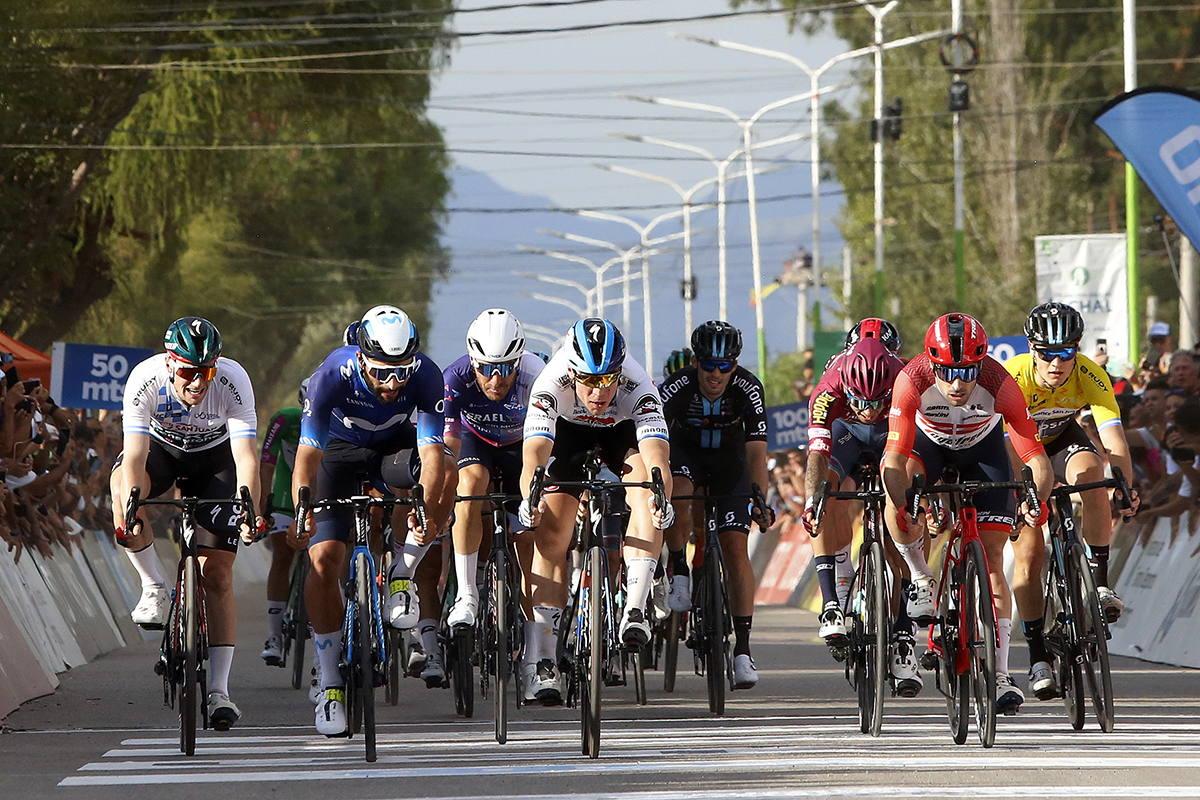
<box><xmin>356</xmin><ymin>305</ymin><xmax>420</xmax><ymax>364</ymax></box>
<box><xmin>466</xmin><ymin>308</ymin><xmax>525</xmax><ymax>364</ymax></box>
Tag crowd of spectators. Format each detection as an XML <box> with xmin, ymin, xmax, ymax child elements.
<box><xmin>0</xmin><ymin>362</ymin><xmax>120</xmax><ymax>565</ymax></box>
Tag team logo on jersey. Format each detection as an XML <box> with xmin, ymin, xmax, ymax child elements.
<box><xmin>155</xmin><ymin>386</ymin><xmax>184</xmax><ymax>421</ymax></box>
<box><xmin>532</xmin><ymin>392</ymin><xmax>556</xmax><ymax>414</ymax></box>
<box><xmin>634</xmin><ymin>394</ymin><xmax>661</xmax><ymax>417</ymax></box>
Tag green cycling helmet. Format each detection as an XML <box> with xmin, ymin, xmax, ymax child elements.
<box><xmin>663</xmin><ymin>348</ymin><xmax>693</xmax><ymax>379</ymax></box>
<box><xmin>164</xmin><ymin>317</ymin><xmax>222</xmax><ymax>366</ymax></box>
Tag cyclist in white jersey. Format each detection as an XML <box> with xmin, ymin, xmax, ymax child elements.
<box><xmin>518</xmin><ymin>319</ymin><xmax>672</xmax><ymax>704</ymax></box>
<box><xmin>111</xmin><ymin>317</ymin><xmax>263</xmax><ymax>731</ymax></box>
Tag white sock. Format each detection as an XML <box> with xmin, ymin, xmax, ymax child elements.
<box><xmin>894</xmin><ymin>538</ymin><xmax>934</xmax><ymax>581</ymax></box>
<box><xmin>393</xmin><ymin>530</ymin><xmax>432</xmax><ymax>580</ymax></box>
<box><xmin>313</xmin><ymin>631</ymin><xmax>343</xmax><ymax>688</ymax></box>
<box><xmin>127</xmin><ymin>544</ymin><xmax>165</xmax><ymax>589</ymax></box>
<box><xmin>266</xmin><ymin>601</ymin><xmax>285</xmax><ymax>640</ymax></box>
<box><xmin>455</xmin><ymin>550</ymin><xmax>479</xmax><ymax>602</ymax></box>
<box><xmin>208</xmin><ymin>645</ymin><xmax>234</xmax><ymax>698</ymax></box>
<box><xmin>419</xmin><ymin>619</ymin><xmax>439</xmax><ymax>658</ymax></box>
<box><xmin>523</xmin><ymin>618</ymin><xmax>540</xmax><ymax>665</ymax></box>
<box><xmin>997</xmin><ymin>616</ymin><xmax>1012</xmax><ymax>676</ymax></box>
<box><xmin>532</xmin><ymin>605</ymin><xmax>560</xmax><ymax>664</ymax></box>
<box><xmin>623</xmin><ymin>557</ymin><xmax>658</xmax><ymax>615</ymax></box>
<box><xmin>834</xmin><ymin>544</ymin><xmax>854</xmax><ymax>605</ymax></box>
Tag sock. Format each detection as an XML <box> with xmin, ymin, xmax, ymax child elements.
<box><xmin>834</xmin><ymin>544</ymin><xmax>854</xmax><ymax>606</ymax></box>
<box><xmin>894</xmin><ymin>579</ymin><xmax>914</xmax><ymax>632</ymax></box>
<box><xmin>313</xmin><ymin>631</ymin><xmax>343</xmax><ymax>688</ymax></box>
<box><xmin>523</xmin><ymin>618</ymin><xmax>540</xmax><ymax>665</ymax></box>
<box><xmin>419</xmin><ymin>619</ymin><xmax>439</xmax><ymax>660</ymax></box>
<box><xmin>126</xmin><ymin>544</ymin><xmax>165</xmax><ymax>589</ymax></box>
<box><xmin>733</xmin><ymin>615</ymin><xmax>753</xmax><ymax>657</ymax></box>
<box><xmin>532</xmin><ymin>606</ymin><xmax>561</xmax><ymax>665</ymax></box>
<box><xmin>623</xmin><ymin>557</ymin><xmax>657</xmax><ymax>614</ymax></box>
<box><xmin>815</xmin><ymin>555</ymin><xmax>839</xmax><ymax>609</ymax></box>
<box><xmin>455</xmin><ymin>550</ymin><xmax>479</xmax><ymax>601</ymax></box>
<box><xmin>1022</xmin><ymin>618</ymin><xmax>1049</xmax><ymax>665</ymax></box>
<box><xmin>393</xmin><ymin>530</ymin><xmax>433</xmax><ymax>580</ymax></box>
<box><xmin>653</xmin><ymin>558</ymin><xmax>665</xmax><ymax>579</ymax></box>
<box><xmin>895</xmin><ymin>538</ymin><xmax>934</xmax><ymax>581</ymax></box>
<box><xmin>997</xmin><ymin>616</ymin><xmax>1012</xmax><ymax>676</ymax></box>
<box><xmin>1091</xmin><ymin>544</ymin><xmax>1111</xmax><ymax>587</ymax></box>
<box><xmin>208</xmin><ymin>645</ymin><xmax>234</xmax><ymax>698</ymax></box>
<box><xmin>267</xmin><ymin>601</ymin><xmax>285</xmax><ymax>640</ymax></box>
<box><xmin>669</xmin><ymin>548</ymin><xmax>689</xmax><ymax>577</ymax></box>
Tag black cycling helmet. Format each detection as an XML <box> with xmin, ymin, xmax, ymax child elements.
<box><xmin>663</xmin><ymin>348</ymin><xmax>693</xmax><ymax>379</ymax></box>
<box><xmin>163</xmin><ymin>317</ymin><xmax>222</xmax><ymax>366</ymax></box>
<box><xmin>1024</xmin><ymin>302</ymin><xmax>1084</xmax><ymax>347</ymax></box>
<box><xmin>846</xmin><ymin>317</ymin><xmax>902</xmax><ymax>353</ymax></box>
<box><xmin>691</xmin><ymin>320</ymin><xmax>743</xmax><ymax>360</ymax></box>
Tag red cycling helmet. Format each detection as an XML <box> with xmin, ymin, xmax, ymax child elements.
<box><xmin>925</xmin><ymin>313</ymin><xmax>988</xmax><ymax>366</ymax></box>
<box><xmin>843</xmin><ymin>338</ymin><xmax>901</xmax><ymax>402</ymax></box>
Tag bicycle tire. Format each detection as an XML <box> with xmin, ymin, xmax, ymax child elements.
<box><xmin>355</xmin><ymin>552</ymin><xmax>378</xmax><ymax>763</ymax></box>
<box><xmin>964</xmin><ymin>539</ymin><xmax>997</xmax><ymax>748</ymax></box>
<box><xmin>181</xmin><ymin>556</ymin><xmax>199</xmax><ymax>756</ymax></box>
<box><xmin>663</xmin><ymin>611</ymin><xmax>681</xmax><ymax>693</ymax></box>
<box><xmin>584</xmin><ymin>545</ymin><xmax>604</xmax><ymax>759</ymax></box>
<box><xmin>632</xmin><ymin>646</ymin><xmax>647</xmax><ymax>706</ymax></box>
<box><xmin>859</xmin><ymin>540</ymin><xmax>887</xmax><ymax>737</ymax></box>
<box><xmin>290</xmin><ymin>564</ymin><xmax>309</xmax><ymax>691</ymax></box>
<box><xmin>491</xmin><ymin>550</ymin><xmax>509</xmax><ymax>744</ymax></box>
<box><xmin>385</xmin><ymin>627</ymin><xmax>401</xmax><ymax>706</ymax></box>
<box><xmin>938</xmin><ymin>558</ymin><xmax>969</xmax><ymax>745</ymax></box>
<box><xmin>1071</xmin><ymin>545</ymin><xmax>1115</xmax><ymax>732</ymax></box>
<box><xmin>452</xmin><ymin>627</ymin><xmax>475</xmax><ymax>718</ymax></box>
<box><xmin>705</xmin><ymin>554</ymin><xmax>726</xmax><ymax>716</ymax></box>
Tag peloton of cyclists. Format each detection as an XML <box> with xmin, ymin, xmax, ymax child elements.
<box><xmin>112</xmin><ymin>317</ymin><xmax>264</xmax><ymax>731</ymax></box>
<box><xmin>659</xmin><ymin>320</ymin><xmax>774</xmax><ymax>689</ymax></box>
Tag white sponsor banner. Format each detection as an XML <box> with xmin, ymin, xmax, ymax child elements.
<box><xmin>1034</xmin><ymin>233</ymin><xmax>1129</xmax><ymax>373</ymax></box>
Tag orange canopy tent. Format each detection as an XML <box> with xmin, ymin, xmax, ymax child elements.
<box><xmin>0</xmin><ymin>331</ymin><xmax>51</xmax><ymax>388</ymax></box>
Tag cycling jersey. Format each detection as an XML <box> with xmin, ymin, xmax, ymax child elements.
<box><xmin>659</xmin><ymin>366</ymin><xmax>768</xmax><ymax>451</ymax></box>
<box><xmin>523</xmin><ymin>349</ymin><xmax>668</xmax><ymax>443</ymax></box>
<box><xmin>806</xmin><ymin>348</ymin><xmax>905</xmax><ymax>457</ymax></box>
<box><xmin>260</xmin><ymin>406</ymin><xmax>301</xmax><ymax>513</ymax></box>
<box><xmin>1004</xmin><ymin>352</ymin><xmax>1122</xmax><ymax>442</ymax></box>
<box><xmin>443</xmin><ymin>352</ymin><xmax>545</xmax><ymax>447</ymax></box>
<box><xmin>123</xmin><ymin>354</ymin><xmax>257</xmax><ymax>452</ymax></box>
<box><xmin>885</xmin><ymin>354</ymin><xmax>1042</xmax><ymax>461</ymax></box>
<box><xmin>300</xmin><ymin>345</ymin><xmax>444</xmax><ymax>451</ymax></box>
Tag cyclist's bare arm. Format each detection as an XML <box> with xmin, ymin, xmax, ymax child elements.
<box><xmin>231</xmin><ymin>435</ymin><xmax>263</xmax><ymax>537</ymax></box>
<box><xmin>1096</xmin><ymin>423</ymin><xmax>1139</xmax><ymax>512</ymax></box>
<box><xmin>416</xmin><ymin>440</ymin><xmax>454</xmax><ymax>540</ymax></box>
<box><xmin>290</xmin><ymin>443</ymin><xmax>324</xmax><ymax>544</ymax></box>
<box><xmin>519</xmin><ymin>436</ymin><xmax>554</xmax><ymax>527</ymax></box>
<box><xmin>112</xmin><ymin>432</ymin><xmax>151</xmax><ymax>532</ymax></box>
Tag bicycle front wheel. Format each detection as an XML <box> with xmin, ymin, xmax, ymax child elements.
<box><xmin>938</xmin><ymin>559</ymin><xmax>969</xmax><ymax>745</ymax></box>
<box><xmin>490</xmin><ymin>550</ymin><xmax>510</xmax><ymax>744</ymax></box>
<box><xmin>963</xmin><ymin>539</ymin><xmax>997</xmax><ymax>748</ymax></box>
<box><xmin>181</xmin><ymin>556</ymin><xmax>199</xmax><ymax>756</ymax></box>
<box><xmin>290</xmin><ymin>558</ymin><xmax>309</xmax><ymax>691</ymax></box>
<box><xmin>452</xmin><ymin>625</ymin><xmax>475</xmax><ymax>718</ymax></box>
<box><xmin>583</xmin><ymin>545</ymin><xmax>604</xmax><ymax>759</ymax></box>
<box><xmin>704</xmin><ymin>554</ymin><xmax>727</xmax><ymax>716</ymax></box>
<box><xmin>858</xmin><ymin>540</ymin><xmax>887</xmax><ymax>737</ymax></box>
<box><xmin>1071</xmin><ymin>544</ymin><xmax>1114</xmax><ymax>732</ymax></box>
<box><xmin>354</xmin><ymin>552</ymin><xmax>378</xmax><ymax>763</ymax></box>
<box><xmin>663</xmin><ymin>611</ymin><xmax>681</xmax><ymax>693</ymax></box>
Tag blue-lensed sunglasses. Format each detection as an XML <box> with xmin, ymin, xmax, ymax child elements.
<box><xmin>1034</xmin><ymin>346</ymin><xmax>1077</xmax><ymax>363</ymax></box>
<box><xmin>474</xmin><ymin>359</ymin><xmax>518</xmax><ymax>379</ymax></box>
<box><xmin>699</xmin><ymin>358</ymin><xmax>736</xmax><ymax>373</ymax></box>
<box><xmin>933</xmin><ymin>364</ymin><xmax>981</xmax><ymax>383</ymax></box>
<box><xmin>362</xmin><ymin>357</ymin><xmax>420</xmax><ymax>383</ymax></box>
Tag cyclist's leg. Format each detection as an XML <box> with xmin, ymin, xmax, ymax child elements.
<box><xmin>449</xmin><ymin>441</ymin><xmax>490</xmax><ymax>626</ymax></box>
<box><xmin>1061</xmin><ymin>428</ymin><xmax>1121</xmax><ymax>615</ymax></box>
<box><xmin>264</xmin><ymin>514</ymin><xmax>297</xmax><ymax>662</ymax></box>
<box><xmin>665</xmin><ymin>455</ymin><xmax>695</xmax><ymax>612</ymax></box>
<box><xmin>615</xmin><ymin>427</ymin><xmax>660</xmax><ymax>646</ymax></box>
<box><xmin>892</xmin><ymin>432</ymin><xmax>942</xmax><ymax>621</ymax></box>
<box><xmin>113</xmin><ymin>446</ymin><xmax>176</xmax><ymax>626</ymax></box>
<box><xmin>1006</xmin><ymin>437</ymin><xmax>1054</xmax><ymax>698</ymax></box>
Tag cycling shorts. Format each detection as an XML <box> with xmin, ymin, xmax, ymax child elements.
<box><xmin>910</xmin><ymin>424</ymin><xmax>1016</xmax><ymax>531</ymax></box>
<box><xmin>1044</xmin><ymin>419</ymin><xmax>1099</xmax><ymax>482</ymax></box>
<box><xmin>457</xmin><ymin>428</ymin><xmax>523</xmax><ymax>522</ymax></box>
<box><xmin>310</xmin><ymin>432</ymin><xmax>422</xmax><ymax>546</ymax></box>
<box><xmin>669</xmin><ymin>440</ymin><xmax>752</xmax><ymax>534</ymax></box>
<box><xmin>829</xmin><ymin>418</ymin><xmax>888</xmax><ymax>483</ymax></box>
<box><xmin>545</xmin><ymin>419</ymin><xmax>638</xmax><ymax>492</ymax></box>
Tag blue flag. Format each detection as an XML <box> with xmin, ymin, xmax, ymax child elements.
<box><xmin>1095</xmin><ymin>86</ymin><xmax>1200</xmax><ymax>249</ymax></box>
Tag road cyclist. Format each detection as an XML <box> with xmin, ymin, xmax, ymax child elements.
<box><xmin>111</xmin><ymin>316</ymin><xmax>264</xmax><ymax>731</ymax></box>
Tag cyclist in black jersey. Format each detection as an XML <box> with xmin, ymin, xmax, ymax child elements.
<box><xmin>659</xmin><ymin>321</ymin><xmax>774</xmax><ymax>689</ymax></box>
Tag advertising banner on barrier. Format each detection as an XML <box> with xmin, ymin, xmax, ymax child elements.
<box><xmin>987</xmin><ymin>335</ymin><xmax>1030</xmax><ymax>363</ymax></box>
<box><xmin>1033</xmin><ymin>234</ymin><xmax>1128</xmax><ymax>372</ymax></box>
<box><xmin>50</xmin><ymin>342</ymin><xmax>153</xmax><ymax>411</ymax></box>
<box><xmin>766</xmin><ymin>402</ymin><xmax>809</xmax><ymax>451</ymax></box>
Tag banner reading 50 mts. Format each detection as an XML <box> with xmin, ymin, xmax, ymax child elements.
<box><xmin>50</xmin><ymin>343</ymin><xmax>154</xmax><ymax>411</ymax></box>
<box><xmin>1095</xmin><ymin>86</ymin><xmax>1200</xmax><ymax>252</ymax></box>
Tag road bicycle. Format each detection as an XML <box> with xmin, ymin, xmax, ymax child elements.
<box><xmin>910</xmin><ymin>466</ymin><xmax>1038</xmax><ymax>748</ymax></box>
<box><xmin>1043</xmin><ymin>467</ymin><xmax>1131</xmax><ymax>732</ymax></box>
<box><xmin>125</xmin><ymin>485</ymin><xmax>254</xmax><ymax>756</ymax></box>
<box><xmin>295</xmin><ymin>484</ymin><xmax>427</xmax><ymax>763</ymax></box>
<box><xmin>435</xmin><ymin>542</ymin><xmax>473</xmax><ymax>717</ymax></box>
<box><xmin>811</xmin><ymin>460</ymin><xmax>892</xmax><ymax>737</ymax></box>
<box><xmin>535</xmin><ymin>451</ymin><xmax>667</xmax><ymax>759</ymax></box>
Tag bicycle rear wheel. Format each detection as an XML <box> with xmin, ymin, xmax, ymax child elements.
<box><xmin>354</xmin><ymin>553</ymin><xmax>378</xmax><ymax>763</ymax></box>
<box><xmin>938</xmin><ymin>561</ymin><xmax>969</xmax><ymax>745</ymax></box>
<box><xmin>181</xmin><ymin>556</ymin><xmax>199</xmax><ymax>756</ymax></box>
<box><xmin>858</xmin><ymin>540</ymin><xmax>887</xmax><ymax>737</ymax></box>
<box><xmin>663</xmin><ymin>611</ymin><xmax>681</xmax><ymax>693</ymax></box>
<box><xmin>490</xmin><ymin>550</ymin><xmax>510</xmax><ymax>744</ymax></box>
<box><xmin>1071</xmin><ymin>545</ymin><xmax>1114</xmax><ymax>732</ymax></box>
<box><xmin>290</xmin><ymin>559</ymin><xmax>309</xmax><ymax>691</ymax></box>
<box><xmin>704</xmin><ymin>555</ymin><xmax>727</xmax><ymax>716</ymax></box>
<box><xmin>963</xmin><ymin>539</ymin><xmax>997</xmax><ymax>748</ymax></box>
<box><xmin>582</xmin><ymin>545</ymin><xmax>604</xmax><ymax>759</ymax></box>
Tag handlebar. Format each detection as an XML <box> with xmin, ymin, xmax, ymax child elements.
<box><xmin>293</xmin><ymin>484</ymin><xmax>428</xmax><ymax>538</ymax></box>
<box><xmin>529</xmin><ymin>465</ymin><xmax>546</xmax><ymax>510</ymax></box>
<box><xmin>1048</xmin><ymin>465</ymin><xmax>1133</xmax><ymax>512</ymax></box>
<box><xmin>122</xmin><ymin>485</ymin><xmax>256</xmax><ymax>545</ymax></box>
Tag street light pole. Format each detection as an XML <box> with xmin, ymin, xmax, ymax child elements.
<box><xmin>517</xmin><ymin>245</ymin><xmax>626</xmax><ymax>317</ymax></box>
<box><xmin>538</xmin><ymin>228</ymin><xmax>643</xmax><ymax>333</ymax></box>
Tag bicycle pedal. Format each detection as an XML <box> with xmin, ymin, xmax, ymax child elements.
<box><xmin>153</xmin><ymin>658</ymin><xmax>168</xmax><ymax>677</ymax></box>
<box><xmin>827</xmin><ymin>644</ymin><xmax>849</xmax><ymax>663</ymax></box>
<box><xmin>999</xmin><ymin>704</ymin><xmax>1020</xmax><ymax>717</ymax></box>
<box><xmin>919</xmin><ymin>650</ymin><xmax>939</xmax><ymax>671</ymax></box>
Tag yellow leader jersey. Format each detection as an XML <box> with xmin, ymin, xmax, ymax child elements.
<box><xmin>1004</xmin><ymin>352</ymin><xmax>1122</xmax><ymax>443</ymax></box>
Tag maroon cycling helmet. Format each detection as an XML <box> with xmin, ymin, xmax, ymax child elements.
<box><xmin>843</xmin><ymin>338</ymin><xmax>901</xmax><ymax>402</ymax></box>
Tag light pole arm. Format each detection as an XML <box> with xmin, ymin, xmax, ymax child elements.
<box><xmin>538</xmin><ymin>229</ymin><xmax>626</xmax><ymax>257</ymax></box>
<box><xmin>518</xmin><ymin>244</ymin><xmax>603</xmax><ymax>274</ymax></box>
<box><xmin>618</xmin><ymin>93</ymin><xmax>741</xmax><ymax>124</ymax></box>
<box><xmin>528</xmin><ymin>292</ymin><xmax>587</xmax><ymax>319</ymax></box>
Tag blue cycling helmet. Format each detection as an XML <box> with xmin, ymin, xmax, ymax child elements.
<box><xmin>565</xmin><ymin>318</ymin><xmax>626</xmax><ymax>375</ymax></box>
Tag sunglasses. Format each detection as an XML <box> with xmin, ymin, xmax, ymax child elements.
<box><xmin>174</xmin><ymin>364</ymin><xmax>217</xmax><ymax>383</ymax></box>
<box><xmin>1033</xmin><ymin>346</ymin><xmax>1077</xmax><ymax>363</ymax></box>
<box><xmin>474</xmin><ymin>359</ymin><xmax>518</xmax><ymax>379</ymax></box>
<box><xmin>362</xmin><ymin>357</ymin><xmax>420</xmax><ymax>384</ymax></box>
<box><xmin>933</xmin><ymin>364</ymin><xmax>981</xmax><ymax>383</ymax></box>
<box><xmin>846</xmin><ymin>390</ymin><xmax>887</xmax><ymax>411</ymax></box>
<box><xmin>573</xmin><ymin>371</ymin><xmax>621</xmax><ymax>389</ymax></box>
<box><xmin>698</xmin><ymin>358</ymin><xmax>736</xmax><ymax>373</ymax></box>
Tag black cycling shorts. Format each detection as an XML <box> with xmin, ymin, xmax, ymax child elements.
<box><xmin>910</xmin><ymin>424</ymin><xmax>1016</xmax><ymax>531</ymax></box>
<box><xmin>544</xmin><ymin>419</ymin><xmax>638</xmax><ymax>491</ymax></box>
<box><xmin>1044</xmin><ymin>419</ymin><xmax>1099</xmax><ymax>482</ymax></box>
<box><xmin>310</xmin><ymin>432</ymin><xmax>422</xmax><ymax>546</ymax></box>
<box><xmin>669</xmin><ymin>440</ymin><xmax>752</xmax><ymax>534</ymax></box>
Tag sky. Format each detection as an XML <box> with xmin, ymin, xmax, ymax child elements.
<box><xmin>421</xmin><ymin>0</ymin><xmax>874</xmax><ymax>372</ymax></box>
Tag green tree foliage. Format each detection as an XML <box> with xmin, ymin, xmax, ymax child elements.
<box><xmin>1</xmin><ymin>1</ymin><xmax>451</xmax><ymax>411</ymax></box>
<box><xmin>733</xmin><ymin>0</ymin><xmax>1188</xmax><ymax>353</ymax></box>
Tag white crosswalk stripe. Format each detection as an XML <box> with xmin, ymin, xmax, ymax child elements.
<box><xmin>59</xmin><ymin>713</ymin><xmax>1200</xmax><ymax>793</ymax></box>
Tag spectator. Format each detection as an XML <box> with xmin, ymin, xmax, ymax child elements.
<box><xmin>792</xmin><ymin>349</ymin><xmax>816</xmax><ymax>403</ymax></box>
<box><xmin>1167</xmin><ymin>350</ymin><xmax>1200</xmax><ymax>396</ymax></box>
<box><xmin>1147</xmin><ymin>321</ymin><xmax>1175</xmax><ymax>371</ymax></box>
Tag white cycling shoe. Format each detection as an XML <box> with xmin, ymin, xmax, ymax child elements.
<box><xmin>448</xmin><ymin>594</ymin><xmax>478</xmax><ymax>629</ymax></box>
<box><xmin>206</xmin><ymin>692</ymin><xmax>241</xmax><ymax>731</ymax></box>
<box><xmin>421</xmin><ymin>652</ymin><xmax>446</xmax><ymax>689</ymax></box>
<box><xmin>620</xmin><ymin>607</ymin><xmax>651</xmax><ymax>648</ymax></box>
<box><xmin>529</xmin><ymin>658</ymin><xmax>562</xmax><ymax>705</ymax></box>
<box><xmin>667</xmin><ymin>574</ymin><xmax>691</xmax><ymax>613</ymax></box>
<box><xmin>132</xmin><ymin>585</ymin><xmax>169</xmax><ymax>629</ymax></box>
<box><xmin>308</xmin><ymin>666</ymin><xmax>323</xmax><ymax>704</ymax></box>
<box><xmin>650</xmin><ymin>575</ymin><xmax>671</xmax><ymax>621</ymax></box>
<box><xmin>316</xmin><ymin>687</ymin><xmax>348</xmax><ymax>737</ymax></box>
<box><xmin>818</xmin><ymin>604</ymin><xmax>847</xmax><ymax>641</ymax></box>
<box><xmin>996</xmin><ymin>673</ymin><xmax>1025</xmax><ymax>715</ymax></box>
<box><xmin>890</xmin><ymin>633</ymin><xmax>923</xmax><ymax>698</ymax></box>
<box><xmin>1096</xmin><ymin>586</ymin><xmax>1124</xmax><ymax>623</ymax></box>
<box><xmin>387</xmin><ymin>575</ymin><xmax>420</xmax><ymax>630</ymax></box>
<box><xmin>261</xmin><ymin>636</ymin><xmax>283</xmax><ymax>666</ymax></box>
<box><xmin>907</xmin><ymin>577</ymin><xmax>937</xmax><ymax>624</ymax></box>
<box><xmin>1029</xmin><ymin>660</ymin><xmax>1058</xmax><ymax>700</ymax></box>
<box><xmin>731</xmin><ymin>654</ymin><xmax>758</xmax><ymax>690</ymax></box>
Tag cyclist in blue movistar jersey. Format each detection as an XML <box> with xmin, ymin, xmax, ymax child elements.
<box><xmin>290</xmin><ymin>305</ymin><xmax>456</xmax><ymax>737</ymax></box>
<box><xmin>443</xmin><ymin>309</ymin><xmax>545</xmax><ymax>629</ymax></box>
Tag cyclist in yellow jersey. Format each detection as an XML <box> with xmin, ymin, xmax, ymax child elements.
<box><xmin>1005</xmin><ymin>303</ymin><xmax>1139</xmax><ymax>702</ymax></box>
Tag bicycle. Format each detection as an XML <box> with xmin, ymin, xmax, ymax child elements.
<box><xmin>124</xmin><ymin>485</ymin><xmax>255</xmax><ymax>756</ymax></box>
<box><xmin>295</xmin><ymin>484</ymin><xmax>427</xmax><ymax>763</ymax></box>
<box><xmin>455</xmin><ymin>488</ymin><xmax>526</xmax><ymax>744</ymax></box>
<box><xmin>909</xmin><ymin>466</ymin><xmax>1039</xmax><ymax>748</ymax></box>
<box><xmin>811</xmin><ymin>459</ymin><xmax>892</xmax><ymax>737</ymax></box>
<box><xmin>535</xmin><ymin>451</ymin><xmax>667</xmax><ymax>759</ymax></box>
<box><xmin>1043</xmin><ymin>467</ymin><xmax>1131</xmax><ymax>732</ymax></box>
<box><xmin>435</xmin><ymin>543</ymin><xmax>474</xmax><ymax>716</ymax></box>
<box><xmin>671</xmin><ymin>485</ymin><xmax>769</xmax><ymax>716</ymax></box>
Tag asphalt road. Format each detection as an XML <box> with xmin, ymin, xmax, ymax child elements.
<box><xmin>3</xmin><ymin>580</ymin><xmax>1200</xmax><ymax>800</ymax></box>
